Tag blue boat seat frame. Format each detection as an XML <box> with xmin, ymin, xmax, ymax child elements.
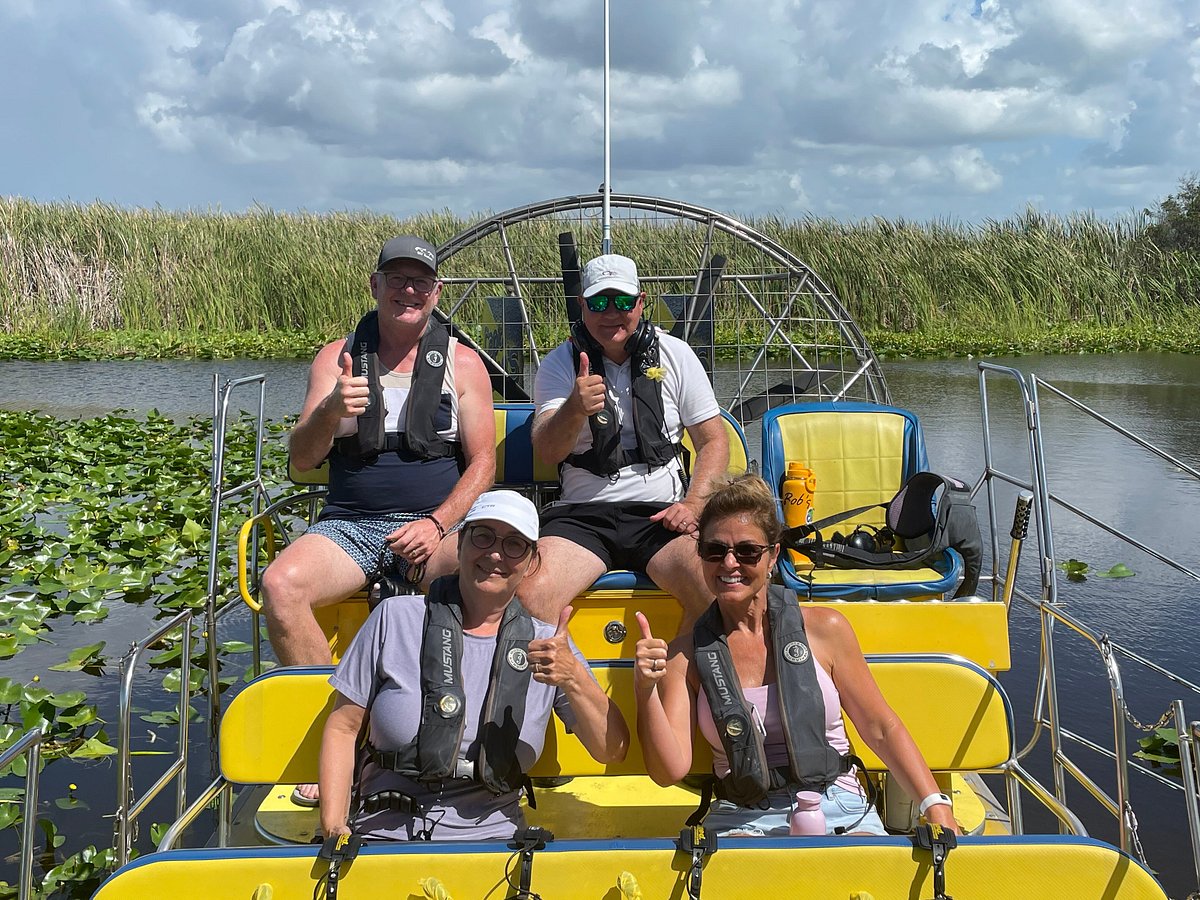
<box><xmin>760</xmin><ymin>401</ymin><xmax>964</xmax><ymax>600</ymax></box>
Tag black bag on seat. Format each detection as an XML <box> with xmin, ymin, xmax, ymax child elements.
<box><xmin>780</xmin><ymin>472</ymin><xmax>982</xmax><ymax>598</ymax></box>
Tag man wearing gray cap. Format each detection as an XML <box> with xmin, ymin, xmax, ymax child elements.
<box><xmin>263</xmin><ymin>235</ymin><xmax>496</xmax><ymax>677</ymax></box>
<box><xmin>519</xmin><ymin>253</ymin><xmax>728</xmax><ymax>622</ymax></box>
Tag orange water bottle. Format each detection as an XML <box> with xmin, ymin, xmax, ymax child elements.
<box><xmin>781</xmin><ymin>462</ymin><xmax>816</xmax><ymax>568</ymax></box>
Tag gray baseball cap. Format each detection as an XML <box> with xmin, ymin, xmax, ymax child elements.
<box><xmin>377</xmin><ymin>235</ymin><xmax>438</xmax><ymax>274</ymax></box>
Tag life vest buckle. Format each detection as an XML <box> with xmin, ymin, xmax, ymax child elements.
<box><xmin>913</xmin><ymin>822</ymin><xmax>956</xmax><ymax>900</ymax></box>
<box><xmin>317</xmin><ymin>833</ymin><xmax>363</xmax><ymax>900</ymax></box>
<box><xmin>677</xmin><ymin>825</ymin><xmax>718</xmax><ymax>900</ymax></box>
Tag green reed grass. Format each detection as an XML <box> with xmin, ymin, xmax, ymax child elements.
<box><xmin>2</xmin><ymin>197</ymin><xmax>1197</xmax><ymax>358</ymax></box>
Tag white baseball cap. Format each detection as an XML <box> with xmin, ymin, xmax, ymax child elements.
<box><xmin>581</xmin><ymin>254</ymin><xmax>639</xmax><ymax>298</ymax></box>
<box><xmin>462</xmin><ymin>490</ymin><xmax>539</xmax><ymax>542</ymax></box>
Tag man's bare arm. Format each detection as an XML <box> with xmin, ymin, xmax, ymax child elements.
<box><xmin>289</xmin><ymin>341</ymin><xmax>368</xmax><ymax>472</ymax></box>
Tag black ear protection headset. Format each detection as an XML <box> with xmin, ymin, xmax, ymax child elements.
<box><xmin>830</xmin><ymin>523</ymin><xmax>896</xmax><ymax>553</ymax></box>
<box><xmin>570</xmin><ymin>309</ymin><xmax>654</xmax><ymax>361</ymax></box>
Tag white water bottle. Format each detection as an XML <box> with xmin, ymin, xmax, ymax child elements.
<box><xmin>789</xmin><ymin>790</ymin><xmax>825</xmax><ymax>836</ymax></box>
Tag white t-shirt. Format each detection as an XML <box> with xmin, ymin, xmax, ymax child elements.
<box><xmin>534</xmin><ymin>328</ymin><xmax>720</xmax><ymax>503</ymax></box>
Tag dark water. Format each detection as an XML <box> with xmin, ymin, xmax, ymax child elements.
<box><xmin>2</xmin><ymin>352</ymin><xmax>1199</xmax><ymax>896</ymax></box>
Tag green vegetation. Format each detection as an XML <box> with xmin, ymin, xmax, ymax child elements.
<box><xmin>1144</xmin><ymin>174</ymin><xmax>1200</xmax><ymax>257</ymax></box>
<box><xmin>0</xmin><ymin>409</ymin><xmax>292</xmax><ymax>897</ymax></box>
<box><xmin>2</xmin><ymin>190</ymin><xmax>1199</xmax><ymax>360</ymax></box>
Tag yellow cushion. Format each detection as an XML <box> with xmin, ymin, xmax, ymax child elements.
<box><xmin>774</xmin><ymin>410</ymin><xmax>907</xmax><ymax>528</ymax></box>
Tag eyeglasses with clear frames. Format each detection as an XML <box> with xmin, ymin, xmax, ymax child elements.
<box><xmin>698</xmin><ymin>541</ymin><xmax>772</xmax><ymax>565</ymax></box>
<box><xmin>468</xmin><ymin>526</ymin><xmax>533</xmax><ymax>560</ymax></box>
<box><xmin>377</xmin><ymin>272</ymin><xmax>438</xmax><ymax>294</ymax></box>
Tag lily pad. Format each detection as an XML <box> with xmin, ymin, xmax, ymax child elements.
<box><xmin>1096</xmin><ymin>563</ymin><xmax>1136</xmax><ymax>578</ymax></box>
<box><xmin>48</xmin><ymin>641</ymin><xmax>107</xmax><ymax>673</ymax></box>
<box><xmin>68</xmin><ymin>736</ymin><xmax>118</xmax><ymax>759</ymax></box>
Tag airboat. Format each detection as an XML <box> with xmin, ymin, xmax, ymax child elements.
<box><xmin>5</xmin><ymin>186</ymin><xmax>1171</xmax><ymax>899</ymax></box>
<box><xmin>4</xmin><ymin>6</ymin><xmax>1198</xmax><ymax>897</ymax></box>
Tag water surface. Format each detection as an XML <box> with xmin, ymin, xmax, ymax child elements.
<box><xmin>3</xmin><ymin>351</ymin><xmax>1199</xmax><ymax>895</ymax></box>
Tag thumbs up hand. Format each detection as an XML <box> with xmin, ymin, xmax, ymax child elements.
<box><xmin>570</xmin><ymin>351</ymin><xmax>607</xmax><ymax>417</ymax></box>
<box><xmin>528</xmin><ymin>605</ymin><xmax>577</xmax><ymax>687</ymax></box>
<box><xmin>634</xmin><ymin>611</ymin><xmax>669</xmax><ymax>688</ymax></box>
<box><xmin>327</xmin><ymin>351</ymin><xmax>370</xmax><ymax>418</ymax></box>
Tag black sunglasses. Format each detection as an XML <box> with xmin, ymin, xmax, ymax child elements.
<box><xmin>698</xmin><ymin>541</ymin><xmax>773</xmax><ymax>565</ymax></box>
<box><xmin>584</xmin><ymin>293</ymin><xmax>639</xmax><ymax>313</ymax></box>
<box><xmin>468</xmin><ymin>525</ymin><xmax>533</xmax><ymax>560</ymax></box>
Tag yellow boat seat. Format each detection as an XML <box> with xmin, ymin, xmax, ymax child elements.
<box><xmin>220</xmin><ymin>654</ymin><xmax>1042</xmax><ymax>847</ymax></box>
<box><xmin>761</xmin><ymin>402</ymin><xmax>966</xmax><ymax>600</ymax></box>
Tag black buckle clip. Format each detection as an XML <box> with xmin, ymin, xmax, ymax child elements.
<box><xmin>677</xmin><ymin>825</ymin><xmax>718</xmax><ymax>900</ymax></box>
<box><xmin>507</xmin><ymin>826</ymin><xmax>554</xmax><ymax>897</ymax></box>
<box><xmin>318</xmin><ymin>833</ymin><xmax>362</xmax><ymax>900</ymax></box>
<box><xmin>913</xmin><ymin>823</ymin><xmax>956</xmax><ymax>900</ymax></box>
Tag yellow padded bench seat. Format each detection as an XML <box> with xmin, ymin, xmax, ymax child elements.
<box><xmin>313</xmin><ymin>592</ymin><xmax>1010</xmax><ymax>671</ymax></box>
<box><xmin>219</xmin><ymin>655</ymin><xmax>1011</xmax><ymax>787</ymax></box>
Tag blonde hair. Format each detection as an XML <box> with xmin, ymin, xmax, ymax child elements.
<box><xmin>697</xmin><ymin>474</ymin><xmax>782</xmax><ymax>545</ymax></box>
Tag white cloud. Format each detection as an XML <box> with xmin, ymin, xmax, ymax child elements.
<box><xmin>0</xmin><ymin>0</ymin><xmax>1195</xmax><ymax>223</ymax></box>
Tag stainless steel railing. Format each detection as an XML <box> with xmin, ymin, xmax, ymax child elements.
<box><xmin>113</xmin><ymin>374</ymin><xmax>274</xmax><ymax>864</ymax></box>
<box><xmin>0</xmin><ymin>728</ymin><xmax>43</xmax><ymax>900</ymax></box>
<box><xmin>978</xmin><ymin>362</ymin><xmax>1200</xmax><ymax>894</ymax></box>
<box><xmin>114</xmin><ymin>609</ymin><xmax>194</xmax><ymax>867</ymax></box>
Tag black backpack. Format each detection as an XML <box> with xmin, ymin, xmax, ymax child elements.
<box><xmin>780</xmin><ymin>472</ymin><xmax>982</xmax><ymax>598</ymax></box>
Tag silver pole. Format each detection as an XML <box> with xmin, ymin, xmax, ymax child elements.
<box><xmin>601</xmin><ymin>0</ymin><xmax>612</xmax><ymax>254</ymax></box>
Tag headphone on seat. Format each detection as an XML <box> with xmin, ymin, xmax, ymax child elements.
<box><xmin>830</xmin><ymin>524</ymin><xmax>895</xmax><ymax>553</ymax></box>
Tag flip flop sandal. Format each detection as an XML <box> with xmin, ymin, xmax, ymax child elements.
<box><xmin>291</xmin><ymin>785</ymin><xmax>320</xmax><ymax>808</ymax></box>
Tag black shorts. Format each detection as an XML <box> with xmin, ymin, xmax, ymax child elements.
<box><xmin>539</xmin><ymin>502</ymin><xmax>679</xmax><ymax>572</ymax></box>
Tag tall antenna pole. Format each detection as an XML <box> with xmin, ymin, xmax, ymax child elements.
<box><xmin>601</xmin><ymin>0</ymin><xmax>612</xmax><ymax>254</ymax></box>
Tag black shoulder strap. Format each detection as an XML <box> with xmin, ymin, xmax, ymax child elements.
<box><xmin>766</xmin><ymin>585</ymin><xmax>844</xmax><ymax>791</ymax></box>
<box><xmin>567</xmin><ymin>321</ymin><xmax>626</xmax><ymax>475</ymax></box>
<box><xmin>334</xmin><ymin>311</ymin><xmax>385</xmax><ymax>460</ymax></box>
<box><xmin>476</xmin><ymin>600</ymin><xmax>536</xmax><ymax>793</ymax></box>
<box><xmin>402</xmin><ymin>321</ymin><xmax>454</xmax><ymax>459</ymax></box>
<box><xmin>415</xmin><ymin>576</ymin><xmax>469</xmax><ymax>779</ymax></box>
<box><xmin>692</xmin><ymin>602</ymin><xmax>772</xmax><ymax>807</ymax></box>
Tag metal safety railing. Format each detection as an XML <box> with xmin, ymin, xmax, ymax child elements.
<box><xmin>114</xmin><ymin>609</ymin><xmax>194</xmax><ymax>867</ymax></box>
<box><xmin>978</xmin><ymin>362</ymin><xmax>1200</xmax><ymax>894</ymax></box>
<box><xmin>0</xmin><ymin>728</ymin><xmax>44</xmax><ymax>900</ymax></box>
<box><xmin>111</xmin><ymin>374</ymin><xmax>275</xmax><ymax>863</ymax></box>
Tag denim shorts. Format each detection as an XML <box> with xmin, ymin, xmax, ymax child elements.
<box><xmin>703</xmin><ymin>783</ymin><xmax>886</xmax><ymax>837</ymax></box>
<box><xmin>308</xmin><ymin>514</ymin><xmax>425</xmax><ymax>575</ymax></box>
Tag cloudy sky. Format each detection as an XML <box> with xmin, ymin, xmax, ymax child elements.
<box><xmin>2</xmin><ymin>0</ymin><xmax>1196</xmax><ymax>224</ymax></box>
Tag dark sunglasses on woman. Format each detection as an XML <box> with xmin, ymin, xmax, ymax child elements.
<box><xmin>698</xmin><ymin>541</ymin><xmax>772</xmax><ymax>565</ymax></box>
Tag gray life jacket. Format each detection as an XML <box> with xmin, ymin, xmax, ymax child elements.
<box><xmin>566</xmin><ymin>319</ymin><xmax>681</xmax><ymax>475</ymax></box>
<box><xmin>693</xmin><ymin>585</ymin><xmax>848</xmax><ymax>806</ymax></box>
<box><xmin>333</xmin><ymin>310</ymin><xmax>456</xmax><ymax>462</ymax></box>
<box><xmin>368</xmin><ymin>576</ymin><xmax>535</xmax><ymax>794</ymax></box>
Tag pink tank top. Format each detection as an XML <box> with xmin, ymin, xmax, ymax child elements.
<box><xmin>697</xmin><ymin>660</ymin><xmax>860</xmax><ymax>793</ymax></box>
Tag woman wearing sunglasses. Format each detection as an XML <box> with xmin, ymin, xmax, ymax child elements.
<box><xmin>319</xmin><ymin>490</ymin><xmax>628</xmax><ymax>841</ymax></box>
<box><xmin>633</xmin><ymin>475</ymin><xmax>959</xmax><ymax>838</ymax></box>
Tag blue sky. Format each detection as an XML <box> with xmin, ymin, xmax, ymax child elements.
<box><xmin>1</xmin><ymin>0</ymin><xmax>1195</xmax><ymax>224</ymax></box>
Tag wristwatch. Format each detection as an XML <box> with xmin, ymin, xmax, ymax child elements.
<box><xmin>919</xmin><ymin>792</ymin><xmax>953</xmax><ymax>816</ymax></box>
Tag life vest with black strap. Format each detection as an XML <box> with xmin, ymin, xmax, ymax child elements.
<box><xmin>365</xmin><ymin>576</ymin><xmax>535</xmax><ymax>796</ymax></box>
<box><xmin>333</xmin><ymin>309</ymin><xmax>457</xmax><ymax>462</ymax></box>
<box><xmin>692</xmin><ymin>585</ymin><xmax>852</xmax><ymax>810</ymax></box>
<box><xmin>566</xmin><ymin>319</ymin><xmax>681</xmax><ymax>475</ymax></box>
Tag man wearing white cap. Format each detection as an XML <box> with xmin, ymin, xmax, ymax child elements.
<box><xmin>264</xmin><ymin>235</ymin><xmax>496</xmax><ymax>676</ymax></box>
<box><xmin>519</xmin><ymin>253</ymin><xmax>728</xmax><ymax>622</ymax></box>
